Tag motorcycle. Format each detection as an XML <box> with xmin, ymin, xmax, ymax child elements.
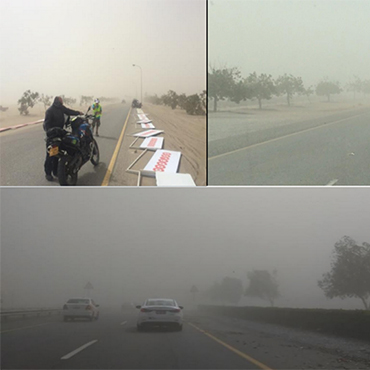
<box><xmin>45</xmin><ymin>107</ymin><xmax>100</xmax><ymax>186</ymax></box>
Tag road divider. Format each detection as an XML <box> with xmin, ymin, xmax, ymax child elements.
<box><xmin>0</xmin><ymin>119</ymin><xmax>44</xmax><ymax>133</ymax></box>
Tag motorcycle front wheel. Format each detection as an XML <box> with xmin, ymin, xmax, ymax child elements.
<box><xmin>90</xmin><ymin>139</ymin><xmax>100</xmax><ymax>166</ymax></box>
<box><xmin>58</xmin><ymin>156</ymin><xmax>78</xmax><ymax>186</ymax></box>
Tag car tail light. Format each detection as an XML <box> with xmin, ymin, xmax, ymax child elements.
<box><xmin>140</xmin><ymin>308</ymin><xmax>152</xmax><ymax>312</ymax></box>
<box><xmin>170</xmin><ymin>308</ymin><xmax>181</xmax><ymax>313</ymax></box>
<box><xmin>63</xmin><ymin>304</ymin><xmax>68</xmax><ymax>310</ymax></box>
<box><xmin>86</xmin><ymin>305</ymin><xmax>92</xmax><ymax>311</ymax></box>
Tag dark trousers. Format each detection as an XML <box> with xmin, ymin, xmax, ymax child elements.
<box><xmin>44</xmin><ymin>151</ymin><xmax>59</xmax><ymax>176</ymax></box>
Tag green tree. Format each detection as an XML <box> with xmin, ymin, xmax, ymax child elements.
<box><xmin>316</xmin><ymin>80</ymin><xmax>341</xmax><ymax>102</ymax></box>
<box><xmin>318</xmin><ymin>236</ymin><xmax>370</xmax><ymax>310</ymax></box>
<box><xmin>345</xmin><ymin>76</ymin><xmax>363</xmax><ymax>99</ymax></box>
<box><xmin>39</xmin><ymin>94</ymin><xmax>52</xmax><ymax>111</ymax></box>
<box><xmin>208</xmin><ymin>66</ymin><xmax>241</xmax><ymax>112</ymax></box>
<box><xmin>303</xmin><ymin>85</ymin><xmax>314</xmax><ymax>103</ymax></box>
<box><xmin>245</xmin><ymin>270</ymin><xmax>279</xmax><ymax>307</ymax></box>
<box><xmin>61</xmin><ymin>95</ymin><xmax>76</xmax><ymax>106</ymax></box>
<box><xmin>184</xmin><ymin>93</ymin><xmax>205</xmax><ymax>115</ymax></box>
<box><xmin>275</xmin><ymin>74</ymin><xmax>305</xmax><ymax>106</ymax></box>
<box><xmin>177</xmin><ymin>93</ymin><xmax>187</xmax><ymax>110</ymax></box>
<box><xmin>80</xmin><ymin>95</ymin><xmax>94</xmax><ymax>106</ymax></box>
<box><xmin>18</xmin><ymin>90</ymin><xmax>39</xmax><ymax>115</ymax></box>
<box><xmin>246</xmin><ymin>72</ymin><xmax>276</xmax><ymax>109</ymax></box>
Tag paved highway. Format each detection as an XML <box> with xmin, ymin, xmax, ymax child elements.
<box><xmin>1</xmin><ymin>309</ymin><xmax>368</xmax><ymax>369</ymax></box>
<box><xmin>208</xmin><ymin>109</ymin><xmax>370</xmax><ymax>185</ymax></box>
<box><xmin>0</xmin><ymin>104</ymin><xmax>130</xmax><ymax>186</ymax></box>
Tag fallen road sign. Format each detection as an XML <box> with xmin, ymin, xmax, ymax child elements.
<box><xmin>132</xmin><ymin>130</ymin><xmax>164</xmax><ymax>138</ymax></box>
<box><xmin>156</xmin><ymin>173</ymin><xmax>196</xmax><ymax>187</ymax></box>
<box><xmin>143</xmin><ymin>150</ymin><xmax>181</xmax><ymax>176</ymax></box>
<box><xmin>141</xmin><ymin>123</ymin><xmax>155</xmax><ymax>129</ymax></box>
<box><xmin>140</xmin><ymin>136</ymin><xmax>164</xmax><ymax>150</ymax></box>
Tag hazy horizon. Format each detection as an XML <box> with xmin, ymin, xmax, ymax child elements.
<box><xmin>0</xmin><ymin>0</ymin><xmax>206</xmax><ymax>105</ymax></box>
<box><xmin>1</xmin><ymin>188</ymin><xmax>369</xmax><ymax>310</ymax></box>
<box><xmin>209</xmin><ymin>0</ymin><xmax>370</xmax><ymax>88</ymax></box>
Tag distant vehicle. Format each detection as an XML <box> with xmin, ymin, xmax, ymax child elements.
<box><xmin>132</xmin><ymin>99</ymin><xmax>142</xmax><ymax>108</ymax></box>
<box><xmin>136</xmin><ymin>298</ymin><xmax>184</xmax><ymax>331</ymax></box>
<box><xmin>62</xmin><ymin>298</ymin><xmax>99</xmax><ymax>321</ymax></box>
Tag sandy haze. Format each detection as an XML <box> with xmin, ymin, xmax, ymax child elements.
<box><xmin>209</xmin><ymin>0</ymin><xmax>370</xmax><ymax>87</ymax></box>
<box><xmin>1</xmin><ymin>188</ymin><xmax>369</xmax><ymax>310</ymax></box>
<box><xmin>0</xmin><ymin>0</ymin><xmax>205</xmax><ymax>105</ymax></box>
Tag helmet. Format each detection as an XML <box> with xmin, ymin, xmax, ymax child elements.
<box><xmin>94</xmin><ymin>99</ymin><xmax>100</xmax><ymax>103</ymax></box>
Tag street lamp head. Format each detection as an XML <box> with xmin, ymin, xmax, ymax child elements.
<box><xmin>132</xmin><ymin>64</ymin><xmax>136</xmax><ymax>66</ymax></box>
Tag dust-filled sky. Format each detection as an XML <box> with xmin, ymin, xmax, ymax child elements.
<box><xmin>0</xmin><ymin>0</ymin><xmax>205</xmax><ymax>105</ymax></box>
<box><xmin>209</xmin><ymin>0</ymin><xmax>370</xmax><ymax>87</ymax></box>
<box><xmin>1</xmin><ymin>187</ymin><xmax>369</xmax><ymax>310</ymax></box>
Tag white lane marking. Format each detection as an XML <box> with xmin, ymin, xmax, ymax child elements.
<box><xmin>120</xmin><ymin>321</ymin><xmax>127</xmax><ymax>326</ymax></box>
<box><xmin>61</xmin><ymin>340</ymin><xmax>98</xmax><ymax>360</ymax></box>
<box><xmin>326</xmin><ymin>179</ymin><xmax>338</xmax><ymax>186</ymax></box>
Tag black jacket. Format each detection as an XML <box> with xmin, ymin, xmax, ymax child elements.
<box><xmin>43</xmin><ymin>97</ymin><xmax>80</xmax><ymax>131</ymax></box>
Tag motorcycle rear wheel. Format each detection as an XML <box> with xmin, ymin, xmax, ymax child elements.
<box><xmin>90</xmin><ymin>139</ymin><xmax>100</xmax><ymax>166</ymax></box>
<box><xmin>58</xmin><ymin>156</ymin><xmax>78</xmax><ymax>186</ymax></box>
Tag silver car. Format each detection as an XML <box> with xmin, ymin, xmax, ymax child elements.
<box><xmin>63</xmin><ymin>298</ymin><xmax>99</xmax><ymax>321</ymax></box>
<box><xmin>136</xmin><ymin>298</ymin><xmax>184</xmax><ymax>331</ymax></box>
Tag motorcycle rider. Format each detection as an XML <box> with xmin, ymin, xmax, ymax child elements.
<box><xmin>91</xmin><ymin>99</ymin><xmax>102</xmax><ymax>136</ymax></box>
<box><xmin>43</xmin><ymin>96</ymin><xmax>83</xmax><ymax>182</ymax></box>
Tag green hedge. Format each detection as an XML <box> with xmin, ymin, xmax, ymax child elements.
<box><xmin>198</xmin><ymin>305</ymin><xmax>370</xmax><ymax>342</ymax></box>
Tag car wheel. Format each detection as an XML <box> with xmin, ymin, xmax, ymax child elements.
<box><xmin>176</xmin><ymin>324</ymin><xmax>183</xmax><ymax>331</ymax></box>
<box><xmin>95</xmin><ymin>314</ymin><xmax>99</xmax><ymax>321</ymax></box>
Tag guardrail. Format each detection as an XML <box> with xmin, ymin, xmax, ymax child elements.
<box><xmin>1</xmin><ymin>308</ymin><xmax>62</xmax><ymax>320</ymax></box>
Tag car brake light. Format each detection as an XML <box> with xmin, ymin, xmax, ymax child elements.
<box><xmin>140</xmin><ymin>308</ymin><xmax>151</xmax><ymax>312</ymax></box>
<box><xmin>171</xmin><ymin>308</ymin><xmax>180</xmax><ymax>313</ymax></box>
<box><xmin>63</xmin><ymin>304</ymin><xmax>68</xmax><ymax>310</ymax></box>
<box><xmin>86</xmin><ymin>305</ymin><xmax>92</xmax><ymax>310</ymax></box>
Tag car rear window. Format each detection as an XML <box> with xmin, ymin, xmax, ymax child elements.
<box><xmin>67</xmin><ymin>299</ymin><xmax>90</xmax><ymax>304</ymax></box>
<box><xmin>146</xmin><ymin>299</ymin><xmax>175</xmax><ymax>306</ymax></box>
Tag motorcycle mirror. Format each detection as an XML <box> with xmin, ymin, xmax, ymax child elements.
<box><xmin>86</xmin><ymin>106</ymin><xmax>91</xmax><ymax>114</ymax></box>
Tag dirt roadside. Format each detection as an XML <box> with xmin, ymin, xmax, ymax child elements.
<box><xmin>108</xmin><ymin>103</ymin><xmax>206</xmax><ymax>186</ymax></box>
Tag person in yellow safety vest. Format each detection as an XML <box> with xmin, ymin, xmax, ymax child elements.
<box><xmin>92</xmin><ymin>99</ymin><xmax>102</xmax><ymax>136</ymax></box>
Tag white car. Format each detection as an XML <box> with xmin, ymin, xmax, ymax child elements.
<box><xmin>136</xmin><ymin>298</ymin><xmax>184</xmax><ymax>331</ymax></box>
<box><xmin>62</xmin><ymin>298</ymin><xmax>99</xmax><ymax>321</ymax></box>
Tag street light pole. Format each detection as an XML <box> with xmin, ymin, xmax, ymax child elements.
<box><xmin>132</xmin><ymin>64</ymin><xmax>143</xmax><ymax>104</ymax></box>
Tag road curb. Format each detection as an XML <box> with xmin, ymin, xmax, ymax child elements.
<box><xmin>0</xmin><ymin>119</ymin><xmax>44</xmax><ymax>133</ymax></box>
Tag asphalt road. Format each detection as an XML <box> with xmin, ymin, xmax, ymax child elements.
<box><xmin>208</xmin><ymin>109</ymin><xmax>370</xmax><ymax>185</ymax></box>
<box><xmin>0</xmin><ymin>104</ymin><xmax>130</xmax><ymax>186</ymax></box>
<box><xmin>2</xmin><ymin>310</ymin><xmax>368</xmax><ymax>369</ymax></box>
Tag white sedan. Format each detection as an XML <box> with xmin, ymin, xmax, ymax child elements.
<box><xmin>62</xmin><ymin>298</ymin><xmax>99</xmax><ymax>321</ymax></box>
<box><xmin>136</xmin><ymin>298</ymin><xmax>184</xmax><ymax>331</ymax></box>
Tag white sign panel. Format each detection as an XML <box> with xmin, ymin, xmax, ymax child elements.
<box><xmin>156</xmin><ymin>173</ymin><xmax>196</xmax><ymax>187</ymax></box>
<box><xmin>137</xmin><ymin>109</ymin><xmax>144</xmax><ymax>114</ymax></box>
<box><xmin>140</xmin><ymin>136</ymin><xmax>164</xmax><ymax>150</ymax></box>
<box><xmin>137</xmin><ymin>119</ymin><xmax>153</xmax><ymax>124</ymax></box>
<box><xmin>133</xmin><ymin>130</ymin><xmax>163</xmax><ymax>138</ymax></box>
<box><xmin>138</xmin><ymin>114</ymin><xmax>149</xmax><ymax>121</ymax></box>
<box><xmin>141</xmin><ymin>123</ymin><xmax>155</xmax><ymax>129</ymax></box>
<box><xmin>144</xmin><ymin>150</ymin><xmax>181</xmax><ymax>174</ymax></box>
